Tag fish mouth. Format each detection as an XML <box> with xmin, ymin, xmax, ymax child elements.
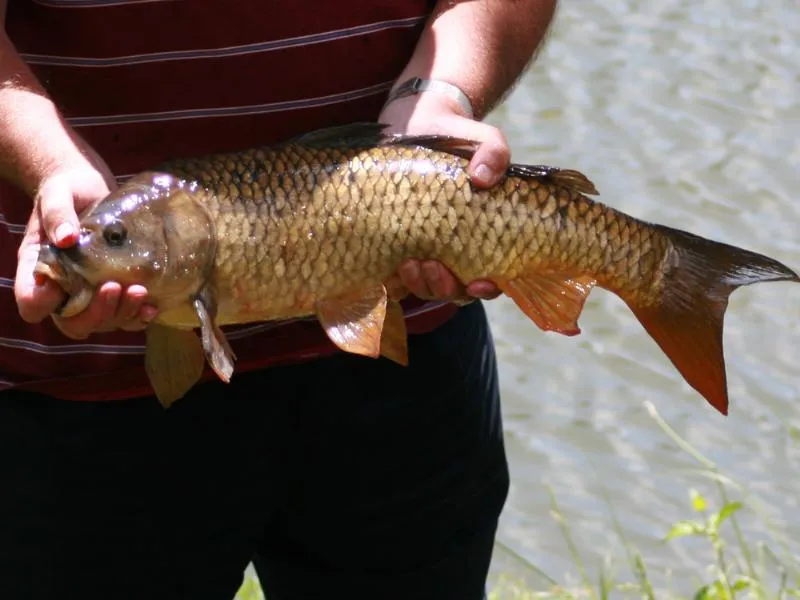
<box><xmin>33</xmin><ymin>243</ymin><xmax>95</xmax><ymax>318</ymax></box>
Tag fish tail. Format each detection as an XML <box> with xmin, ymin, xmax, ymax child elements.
<box><xmin>624</xmin><ymin>227</ymin><xmax>799</xmax><ymax>415</ymax></box>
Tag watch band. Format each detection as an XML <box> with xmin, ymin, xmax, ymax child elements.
<box><xmin>383</xmin><ymin>77</ymin><xmax>474</xmax><ymax>118</ymax></box>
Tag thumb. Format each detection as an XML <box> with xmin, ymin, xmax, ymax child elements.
<box><xmin>465</xmin><ymin>124</ymin><xmax>511</xmax><ymax>189</ymax></box>
<box><xmin>36</xmin><ymin>176</ymin><xmax>81</xmax><ymax>248</ymax></box>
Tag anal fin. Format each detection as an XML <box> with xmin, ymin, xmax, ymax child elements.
<box><xmin>145</xmin><ymin>324</ymin><xmax>205</xmax><ymax>408</ymax></box>
<box><xmin>316</xmin><ymin>285</ymin><xmax>388</xmax><ymax>359</ymax></box>
<box><xmin>495</xmin><ymin>272</ymin><xmax>596</xmax><ymax>336</ymax></box>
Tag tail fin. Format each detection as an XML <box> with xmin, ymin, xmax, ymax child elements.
<box><xmin>624</xmin><ymin>227</ymin><xmax>799</xmax><ymax>415</ymax></box>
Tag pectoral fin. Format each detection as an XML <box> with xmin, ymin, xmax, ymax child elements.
<box><xmin>379</xmin><ymin>300</ymin><xmax>408</xmax><ymax>366</ymax></box>
<box><xmin>495</xmin><ymin>272</ymin><xmax>596</xmax><ymax>336</ymax></box>
<box><xmin>145</xmin><ymin>324</ymin><xmax>205</xmax><ymax>408</ymax></box>
<box><xmin>316</xmin><ymin>285</ymin><xmax>388</xmax><ymax>359</ymax></box>
<box><xmin>192</xmin><ymin>294</ymin><xmax>236</xmax><ymax>383</ymax></box>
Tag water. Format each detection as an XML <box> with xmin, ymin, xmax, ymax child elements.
<box><xmin>484</xmin><ymin>0</ymin><xmax>800</xmax><ymax>595</ymax></box>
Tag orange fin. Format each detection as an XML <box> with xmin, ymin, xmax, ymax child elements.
<box><xmin>628</xmin><ymin>302</ymin><xmax>730</xmax><ymax>415</ymax></box>
<box><xmin>316</xmin><ymin>285</ymin><xmax>388</xmax><ymax>359</ymax></box>
<box><xmin>624</xmin><ymin>226</ymin><xmax>800</xmax><ymax>416</ymax></box>
<box><xmin>379</xmin><ymin>300</ymin><xmax>409</xmax><ymax>366</ymax></box>
<box><xmin>192</xmin><ymin>294</ymin><xmax>236</xmax><ymax>383</ymax></box>
<box><xmin>496</xmin><ymin>272</ymin><xmax>596</xmax><ymax>336</ymax></box>
<box><xmin>145</xmin><ymin>324</ymin><xmax>205</xmax><ymax>408</ymax></box>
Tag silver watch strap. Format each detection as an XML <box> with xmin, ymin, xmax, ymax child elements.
<box><xmin>383</xmin><ymin>77</ymin><xmax>474</xmax><ymax>118</ymax></box>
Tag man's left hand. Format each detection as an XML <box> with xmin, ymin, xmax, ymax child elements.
<box><xmin>379</xmin><ymin>92</ymin><xmax>505</xmax><ymax>303</ymax></box>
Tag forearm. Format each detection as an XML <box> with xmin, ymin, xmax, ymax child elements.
<box><xmin>394</xmin><ymin>0</ymin><xmax>558</xmax><ymax>119</ymax></box>
<box><xmin>0</xmin><ymin>28</ymin><xmax>88</xmax><ymax>198</ymax></box>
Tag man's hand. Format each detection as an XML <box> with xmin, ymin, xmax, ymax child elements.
<box><xmin>14</xmin><ymin>150</ymin><xmax>157</xmax><ymax>339</ymax></box>
<box><xmin>376</xmin><ymin>0</ymin><xmax>557</xmax><ymax>303</ymax></box>
<box><xmin>379</xmin><ymin>92</ymin><xmax>505</xmax><ymax>303</ymax></box>
<box><xmin>0</xmin><ymin>26</ymin><xmax>159</xmax><ymax>340</ymax></box>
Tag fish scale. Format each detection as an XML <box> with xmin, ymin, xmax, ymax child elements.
<box><xmin>165</xmin><ymin>142</ymin><xmax>664</xmax><ymax>322</ymax></box>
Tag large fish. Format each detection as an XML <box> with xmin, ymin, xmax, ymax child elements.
<box><xmin>34</xmin><ymin>123</ymin><xmax>798</xmax><ymax>412</ymax></box>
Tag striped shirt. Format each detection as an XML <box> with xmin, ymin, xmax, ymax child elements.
<box><xmin>0</xmin><ymin>0</ymin><xmax>457</xmax><ymax>401</ymax></box>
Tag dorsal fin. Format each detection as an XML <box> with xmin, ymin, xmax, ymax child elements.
<box><xmin>382</xmin><ymin>135</ymin><xmax>600</xmax><ymax>196</ymax></box>
<box><xmin>383</xmin><ymin>135</ymin><xmax>480</xmax><ymax>160</ymax></box>
<box><xmin>507</xmin><ymin>165</ymin><xmax>599</xmax><ymax>196</ymax></box>
<box><xmin>290</xmin><ymin>122</ymin><xmax>389</xmax><ymax>148</ymax></box>
<box><xmin>290</xmin><ymin>122</ymin><xmax>480</xmax><ymax>157</ymax></box>
<box><xmin>289</xmin><ymin>123</ymin><xmax>599</xmax><ymax>196</ymax></box>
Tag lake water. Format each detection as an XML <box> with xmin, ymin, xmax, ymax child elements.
<box><xmin>484</xmin><ymin>0</ymin><xmax>800</xmax><ymax>596</ymax></box>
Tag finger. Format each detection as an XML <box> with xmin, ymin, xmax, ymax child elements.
<box><xmin>115</xmin><ymin>286</ymin><xmax>157</xmax><ymax>332</ymax></box>
<box><xmin>113</xmin><ymin>304</ymin><xmax>157</xmax><ymax>332</ymax></box>
<box><xmin>109</xmin><ymin>304</ymin><xmax>158</xmax><ymax>333</ymax></box>
<box><xmin>466</xmin><ymin>127</ymin><xmax>511</xmax><ymax>189</ymax></box>
<box><xmin>421</xmin><ymin>260</ymin><xmax>463</xmax><ymax>300</ymax></box>
<box><xmin>139</xmin><ymin>304</ymin><xmax>159</xmax><ymax>323</ymax></box>
<box><xmin>14</xmin><ymin>240</ymin><xmax>67</xmax><ymax>323</ymax></box>
<box><xmin>37</xmin><ymin>177</ymin><xmax>80</xmax><ymax>247</ymax></box>
<box><xmin>95</xmin><ymin>311</ymin><xmax>153</xmax><ymax>333</ymax></box>
<box><xmin>52</xmin><ymin>282</ymin><xmax>121</xmax><ymax>340</ymax></box>
<box><xmin>114</xmin><ymin>285</ymin><xmax>148</xmax><ymax>322</ymax></box>
<box><xmin>115</xmin><ymin>318</ymin><xmax>150</xmax><ymax>333</ymax></box>
<box><xmin>466</xmin><ymin>279</ymin><xmax>502</xmax><ymax>300</ymax></box>
<box><xmin>397</xmin><ymin>259</ymin><xmax>433</xmax><ymax>300</ymax></box>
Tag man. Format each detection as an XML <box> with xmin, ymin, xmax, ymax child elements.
<box><xmin>0</xmin><ymin>0</ymin><xmax>557</xmax><ymax>598</ymax></box>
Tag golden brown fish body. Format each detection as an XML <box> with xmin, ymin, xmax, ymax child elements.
<box><xmin>164</xmin><ymin>143</ymin><xmax>663</xmax><ymax>324</ymax></box>
<box><xmin>36</xmin><ymin>123</ymin><xmax>799</xmax><ymax>412</ymax></box>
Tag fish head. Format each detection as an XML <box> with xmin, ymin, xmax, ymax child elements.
<box><xmin>34</xmin><ymin>171</ymin><xmax>217</xmax><ymax>316</ymax></box>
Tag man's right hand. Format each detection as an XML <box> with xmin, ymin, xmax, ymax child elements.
<box><xmin>0</xmin><ymin>23</ymin><xmax>158</xmax><ymax>340</ymax></box>
<box><xmin>14</xmin><ymin>154</ymin><xmax>157</xmax><ymax>339</ymax></box>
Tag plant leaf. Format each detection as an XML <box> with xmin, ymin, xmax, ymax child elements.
<box><xmin>709</xmin><ymin>501</ymin><xmax>743</xmax><ymax>531</ymax></box>
<box><xmin>666</xmin><ymin>520</ymin><xmax>706</xmax><ymax>540</ymax></box>
<box><xmin>732</xmin><ymin>576</ymin><xmax>753</xmax><ymax>591</ymax></box>
<box><xmin>693</xmin><ymin>584</ymin><xmax>712</xmax><ymax>600</ymax></box>
<box><xmin>718</xmin><ymin>501</ymin><xmax>743</xmax><ymax>525</ymax></box>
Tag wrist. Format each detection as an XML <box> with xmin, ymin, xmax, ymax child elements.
<box><xmin>384</xmin><ymin>77</ymin><xmax>474</xmax><ymax>119</ymax></box>
<box><xmin>379</xmin><ymin>91</ymin><xmax>466</xmax><ymax>134</ymax></box>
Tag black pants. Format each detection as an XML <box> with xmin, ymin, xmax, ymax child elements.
<box><xmin>0</xmin><ymin>302</ymin><xmax>508</xmax><ymax>600</ymax></box>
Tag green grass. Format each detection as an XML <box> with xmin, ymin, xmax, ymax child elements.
<box><xmin>234</xmin><ymin>401</ymin><xmax>800</xmax><ymax>600</ymax></box>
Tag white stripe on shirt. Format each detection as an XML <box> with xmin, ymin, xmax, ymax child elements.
<box><xmin>68</xmin><ymin>80</ymin><xmax>392</xmax><ymax>127</ymax></box>
<box><xmin>20</xmin><ymin>16</ymin><xmax>425</xmax><ymax>67</ymax></box>
<box><xmin>0</xmin><ymin>213</ymin><xmax>26</xmax><ymax>234</ymax></box>
<box><xmin>34</xmin><ymin>0</ymin><xmax>182</xmax><ymax>8</ymax></box>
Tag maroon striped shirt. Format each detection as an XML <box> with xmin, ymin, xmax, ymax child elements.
<box><xmin>0</xmin><ymin>0</ymin><xmax>457</xmax><ymax>401</ymax></box>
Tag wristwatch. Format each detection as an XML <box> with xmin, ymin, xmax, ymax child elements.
<box><xmin>383</xmin><ymin>77</ymin><xmax>474</xmax><ymax>118</ymax></box>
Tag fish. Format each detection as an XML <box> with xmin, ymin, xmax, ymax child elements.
<box><xmin>34</xmin><ymin>122</ymin><xmax>799</xmax><ymax>413</ymax></box>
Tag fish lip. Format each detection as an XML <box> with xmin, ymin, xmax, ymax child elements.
<box><xmin>49</xmin><ymin>242</ymin><xmax>96</xmax><ymax>284</ymax></box>
<box><xmin>35</xmin><ymin>242</ymin><xmax>94</xmax><ymax>317</ymax></box>
<box><xmin>53</xmin><ymin>293</ymin><xmax>72</xmax><ymax>316</ymax></box>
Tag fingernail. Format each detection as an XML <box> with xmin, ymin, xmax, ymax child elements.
<box><xmin>54</xmin><ymin>223</ymin><xmax>76</xmax><ymax>245</ymax></box>
<box><xmin>422</xmin><ymin>262</ymin><xmax>440</xmax><ymax>282</ymax></box>
<box><xmin>141</xmin><ymin>306</ymin><xmax>158</xmax><ymax>323</ymax></box>
<box><xmin>473</xmin><ymin>164</ymin><xmax>494</xmax><ymax>185</ymax></box>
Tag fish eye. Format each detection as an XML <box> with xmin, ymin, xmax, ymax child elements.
<box><xmin>102</xmin><ymin>220</ymin><xmax>128</xmax><ymax>247</ymax></box>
